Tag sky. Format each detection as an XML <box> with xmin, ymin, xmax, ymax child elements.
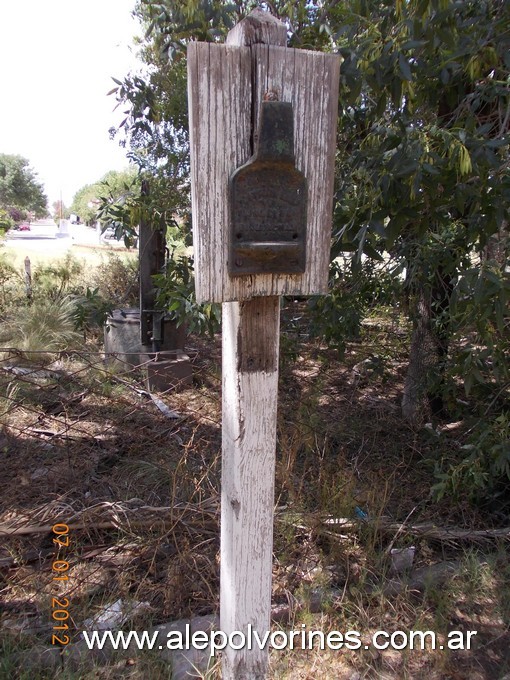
<box><xmin>0</xmin><ymin>0</ymin><xmax>142</xmax><ymax>210</ymax></box>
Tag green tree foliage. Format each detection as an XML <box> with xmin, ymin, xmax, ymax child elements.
<box><xmin>0</xmin><ymin>208</ymin><xmax>15</xmax><ymax>234</ymax></box>
<box><xmin>109</xmin><ymin>49</ymin><xmax>191</xmax><ymax>232</ymax></box>
<box><xmin>95</xmin><ymin>174</ymin><xmax>144</xmax><ymax>247</ymax></box>
<box><xmin>319</xmin><ymin>0</ymin><xmax>508</xmax><ymax>497</ymax></box>
<box><xmin>328</xmin><ymin>0</ymin><xmax>509</xmax><ymax>263</ymax></box>
<box><xmin>325</xmin><ymin>0</ymin><xmax>509</xmax><ymax>425</ymax></box>
<box><xmin>70</xmin><ymin>168</ymin><xmax>139</xmax><ymax>225</ymax></box>
<box><xmin>0</xmin><ymin>153</ymin><xmax>48</xmax><ymax>218</ymax></box>
<box><xmin>70</xmin><ymin>183</ymin><xmax>100</xmax><ymax>224</ymax></box>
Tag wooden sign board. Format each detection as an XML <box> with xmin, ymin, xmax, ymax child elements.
<box><xmin>188</xmin><ymin>40</ymin><xmax>340</xmax><ymax>303</ymax></box>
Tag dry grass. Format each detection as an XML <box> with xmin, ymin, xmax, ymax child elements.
<box><xmin>0</xmin><ymin>311</ymin><xmax>508</xmax><ymax>678</ymax></box>
<box><xmin>1</xmin><ymin>238</ymin><xmax>137</xmax><ymax>270</ymax></box>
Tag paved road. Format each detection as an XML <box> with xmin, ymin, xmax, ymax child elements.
<box><xmin>3</xmin><ymin>220</ymin><xmax>125</xmax><ymax>255</ymax></box>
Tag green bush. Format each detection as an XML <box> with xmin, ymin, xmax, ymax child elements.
<box><xmin>0</xmin><ymin>208</ymin><xmax>14</xmax><ymax>233</ymax></box>
<box><xmin>72</xmin><ymin>287</ymin><xmax>113</xmax><ymax>337</ymax></box>
<box><xmin>0</xmin><ymin>252</ymin><xmax>22</xmax><ymax>311</ymax></box>
<box><xmin>431</xmin><ymin>260</ymin><xmax>510</xmax><ymax>503</ymax></box>
<box><xmin>153</xmin><ymin>255</ymin><xmax>220</xmax><ymax>337</ymax></box>
<box><xmin>432</xmin><ymin>414</ymin><xmax>510</xmax><ymax>503</ymax></box>
<box><xmin>33</xmin><ymin>253</ymin><xmax>84</xmax><ymax>299</ymax></box>
<box><xmin>90</xmin><ymin>252</ymin><xmax>139</xmax><ymax>307</ymax></box>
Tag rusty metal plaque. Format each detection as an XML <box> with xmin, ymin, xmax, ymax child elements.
<box><xmin>229</xmin><ymin>102</ymin><xmax>307</xmax><ymax>276</ymax></box>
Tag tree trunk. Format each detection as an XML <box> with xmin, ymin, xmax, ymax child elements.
<box><xmin>483</xmin><ymin>220</ymin><xmax>508</xmax><ymax>268</ymax></box>
<box><xmin>402</xmin><ymin>273</ymin><xmax>452</xmax><ymax>426</ymax></box>
<box><xmin>402</xmin><ymin>288</ymin><xmax>437</xmax><ymax>424</ymax></box>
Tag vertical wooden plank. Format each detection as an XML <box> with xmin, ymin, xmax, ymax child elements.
<box><xmin>188</xmin><ymin>42</ymin><xmax>252</xmax><ymax>303</ymax></box>
<box><xmin>221</xmin><ymin>296</ymin><xmax>280</xmax><ymax>680</ymax></box>
<box><xmin>188</xmin><ymin>35</ymin><xmax>340</xmax><ymax>303</ymax></box>
<box><xmin>24</xmin><ymin>256</ymin><xmax>32</xmax><ymax>301</ymax></box>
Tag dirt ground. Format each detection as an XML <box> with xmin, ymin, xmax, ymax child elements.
<box><xmin>0</xmin><ymin>310</ymin><xmax>509</xmax><ymax>678</ymax></box>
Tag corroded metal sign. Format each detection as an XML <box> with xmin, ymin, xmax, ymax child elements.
<box><xmin>229</xmin><ymin>101</ymin><xmax>307</xmax><ymax>275</ymax></box>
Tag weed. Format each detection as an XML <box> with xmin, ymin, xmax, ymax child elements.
<box><xmin>0</xmin><ymin>380</ymin><xmax>19</xmax><ymax>423</ymax></box>
<box><xmin>90</xmin><ymin>251</ymin><xmax>138</xmax><ymax>307</ymax></box>
<box><xmin>0</xmin><ymin>297</ymin><xmax>81</xmax><ymax>354</ymax></box>
<box><xmin>0</xmin><ymin>251</ymin><xmax>21</xmax><ymax>310</ymax></box>
<box><xmin>33</xmin><ymin>253</ymin><xmax>83</xmax><ymax>300</ymax></box>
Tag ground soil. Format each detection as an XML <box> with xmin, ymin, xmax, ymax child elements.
<box><xmin>0</xmin><ymin>307</ymin><xmax>508</xmax><ymax>678</ymax></box>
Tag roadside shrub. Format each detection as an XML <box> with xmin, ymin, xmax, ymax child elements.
<box><xmin>153</xmin><ymin>255</ymin><xmax>221</xmax><ymax>337</ymax></box>
<box><xmin>90</xmin><ymin>252</ymin><xmax>138</xmax><ymax>307</ymax></box>
<box><xmin>0</xmin><ymin>253</ymin><xmax>20</xmax><ymax>310</ymax></box>
<box><xmin>0</xmin><ymin>208</ymin><xmax>14</xmax><ymax>233</ymax></box>
<box><xmin>33</xmin><ymin>253</ymin><xmax>84</xmax><ymax>299</ymax></box>
<box><xmin>7</xmin><ymin>207</ymin><xmax>26</xmax><ymax>223</ymax></box>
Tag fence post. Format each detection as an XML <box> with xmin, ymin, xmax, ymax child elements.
<box><xmin>24</xmin><ymin>256</ymin><xmax>32</xmax><ymax>301</ymax></box>
<box><xmin>187</xmin><ymin>9</ymin><xmax>340</xmax><ymax>677</ymax></box>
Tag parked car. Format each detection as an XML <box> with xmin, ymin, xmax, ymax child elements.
<box><xmin>17</xmin><ymin>223</ymin><xmax>31</xmax><ymax>231</ymax></box>
<box><xmin>102</xmin><ymin>227</ymin><xmax>117</xmax><ymax>240</ymax></box>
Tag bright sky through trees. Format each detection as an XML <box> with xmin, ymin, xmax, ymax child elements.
<box><xmin>0</xmin><ymin>0</ymin><xmax>140</xmax><ymax>208</ymax></box>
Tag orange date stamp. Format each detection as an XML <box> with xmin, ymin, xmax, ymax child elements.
<box><xmin>51</xmin><ymin>523</ymin><xmax>71</xmax><ymax>646</ymax></box>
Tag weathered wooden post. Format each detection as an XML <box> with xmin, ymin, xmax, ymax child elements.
<box><xmin>188</xmin><ymin>9</ymin><xmax>340</xmax><ymax>678</ymax></box>
<box><xmin>24</xmin><ymin>256</ymin><xmax>32</xmax><ymax>301</ymax></box>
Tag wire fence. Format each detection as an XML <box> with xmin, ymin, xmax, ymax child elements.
<box><xmin>0</xmin><ymin>319</ymin><xmax>485</xmax><ymax>660</ymax></box>
<box><xmin>0</xmin><ymin>345</ymin><xmax>224</xmax><ymax>643</ymax></box>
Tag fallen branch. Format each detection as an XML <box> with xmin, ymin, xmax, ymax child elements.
<box><xmin>3</xmin><ymin>503</ymin><xmax>509</xmax><ymax>545</ymax></box>
<box><xmin>279</xmin><ymin>510</ymin><xmax>510</xmax><ymax>545</ymax></box>
<box><xmin>0</xmin><ymin>499</ymin><xmax>219</xmax><ymax>537</ymax></box>
<box><xmin>1</xmin><ymin>365</ymin><xmax>64</xmax><ymax>380</ymax></box>
<box><xmin>0</xmin><ymin>520</ymin><xmax>173</xmax><ymax>536</ymax></box>
<box><xmin>26</xmin><ymin>428</ymin><xmax>81</xmax><ymax>441</ymax></box>
<box><xmin>0</xmin><ymin>548</ymin><xmax>54</xmax><ymax>568</ymax></box>
<box><xmin>327</xmin><ymin>518</ymin><xmax>510</xmax><ymax>543</ymax></box>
